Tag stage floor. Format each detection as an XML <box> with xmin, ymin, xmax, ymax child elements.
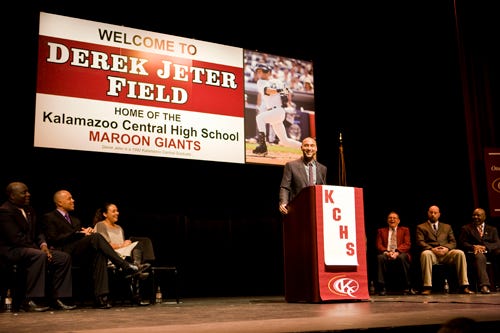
<box><xmin>1</xmin><ymin>293</ymin><xmax>499</xmax><ymax>333</ymax></box>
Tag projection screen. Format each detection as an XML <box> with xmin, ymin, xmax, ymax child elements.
<box><xmin>34</xmin><ymin>12</ymin><xmax>315</xmax><ymax>166</ymax></box>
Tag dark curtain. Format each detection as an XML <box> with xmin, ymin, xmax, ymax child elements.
<box><xmin>453</xmin><ymin>0</ymin><xmax>499</xmax><ymax>208</ymax></box>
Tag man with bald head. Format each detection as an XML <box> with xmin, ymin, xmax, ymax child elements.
<box><xmin>42</xmin><ymin>189</ymin><xmax>144</xmax><ymax>309</ymax></box>
<box><xmin>416</xmin><ymin>205</ymin><xmax>473</xmax><ymax>295</ymax></box>
<box><xmin>0</xmin><ymin>182</ymin><xmax>75</xmax><ymax>311</ymax></box>
<box><xmin>458</xmin><ymin>208</ymin><xmax>500</xmax><ymax>294</ymax></box>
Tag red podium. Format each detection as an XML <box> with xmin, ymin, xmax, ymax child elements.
<box><xmin>282</xmin><ymin>185</ymin><xmax>369</xmax><ymax>302</ymax></box>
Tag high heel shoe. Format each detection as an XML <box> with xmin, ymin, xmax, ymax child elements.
<box><xmin>137</xmin><ymin>263</ymin><xmax>151</xmax><ymax>279</ymax></box>
<box><xmin>125</xmin><ymin>262</ymin><xmax>150</xmax><ymax>278</ymax></box>
<box><xmin>123</xmin><ymin>263</ymin><xmax>139</xmax><ymax>278</ymax></box>
<box><xmin>124</xmin><ymin>262</ymin><xmax>151</xmax><ymax>278</ymax></box>
<box><xmin>138</xmin><ymin>263</ymin><xmax>151</xmax><ymax>271</ymax></box>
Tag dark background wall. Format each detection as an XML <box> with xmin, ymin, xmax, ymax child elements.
<box><xmin>1</xmin><ymin>1</ymin><xmax>498</xmax><ymax>297</ymax></box>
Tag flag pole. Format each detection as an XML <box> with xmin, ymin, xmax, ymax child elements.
<box><xmin>338</xmin><ymin>132</ymin><xmax>346</xmax><ymax>186</ymax></box>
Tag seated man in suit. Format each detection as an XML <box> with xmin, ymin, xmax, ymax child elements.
<box><xmin>375</xmin><ymin>211</ymin><xmax>414</xmax><ymax>295</ymax></box>
<box><xmin>42</xmin><ymin>190</ymin><xmax>145</xmax><ymax>309</ymax></box>
<box><xmin>0</xmin><ymin>182</ymin><xmax>76</xmax><ymax>311</ymax></box>
<box><xmin>458</xmin><ymin>207</ymin><xmax>500</xmax><ymax>294</ymax></box>
<box><xmin>416</xmin><ymin>205</ymin><xmax>473</xmax><ymax>295</ymax></box>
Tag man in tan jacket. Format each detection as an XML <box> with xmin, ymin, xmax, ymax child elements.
<box><xmin>415</xmin><ymin>205</ymin><xmax>473</xmax><ymax>295</ymax></box>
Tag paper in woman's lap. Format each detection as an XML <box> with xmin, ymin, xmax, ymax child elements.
<box><xmin>115</xmin><ymin>241</ymin><xmax>139</xmax><ymax>258</ymax></box>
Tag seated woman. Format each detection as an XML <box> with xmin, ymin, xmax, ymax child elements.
<box><xmin>93</xmin><ymin>202</ymin><xmax>155</xmax><ymax>305</ymax></box>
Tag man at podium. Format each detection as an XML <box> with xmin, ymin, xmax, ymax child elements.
<box><xmin>279</xmin><ymin>137</ymin><xmax>327</xmax><ymax>215</ymax></box>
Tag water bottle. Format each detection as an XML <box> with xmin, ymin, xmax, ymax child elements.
<box><xmin>155</xmin><ymin>286</ymin><xmax>163</xmax><ymax>304</ymax></box>
<box><xmin>4</xmin><ymin>289</ymin><xmax>12</xmax><ymax>312</ymax></box>
<box><xmin>444</xmin><ymin>279</ymin><xmax>449</xmax><ymax>294</ymax></box>
<box><xmin>369</xmin><ymin>281</ymin><xmax>376</xmax><ymax>295</ymax></box>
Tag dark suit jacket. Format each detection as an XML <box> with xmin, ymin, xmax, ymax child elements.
<box><xmin>0</xmin><ymin>201</ymin><xmax>45</xmax><ymax>256</ymax></box>
<box><xmin>279</xmin><ymin>157</ymin><xmax>327</xmax><ymax>206</ymax></box>
<box><xmin>415</xmin><ymin>221</ymin><xmax>457</xmax><ymax>251</ymax></box>
<box><xmin>458</xmin><ymin>223</ymin><xmax>500</xmax><ymax>253</ymax></box>
<box><xmin>376</xmin><ymin>226</ymin><xmax>412</xmax><ymax>261</ymax></box>
<box><xmin>42</xmin><ymin>209</ymin><xmax>86</xmax><ymax>253</ymax></box>
<box><xmin>0</xmin><ymin>201</ymin><xmax>73</xmax><ymax>298</ymax></box>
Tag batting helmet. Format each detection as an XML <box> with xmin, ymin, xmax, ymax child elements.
<box><xmin>254</xmin><ymin>63</ymin><xmax>271</xmax><ymax>73</ymax></box>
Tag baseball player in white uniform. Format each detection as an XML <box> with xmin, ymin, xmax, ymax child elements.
<box><xmin>252</xmin><ymin>64</ymin><xmax>302</xmax><ymax>155</ymax></box>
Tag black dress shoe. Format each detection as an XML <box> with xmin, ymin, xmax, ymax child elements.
<box><xmin>138</xmin><ymin>299</ymin><xmax>150</xmax><ymax>306</ymax></box>
<box><xmin>378</xmin><ymin>288</ymin><xmax>387</xmax><ymax>296</ymax></box>
<box><xmin>22</xmin><ymin>299</ymin><xmax>50</xmax><ymax>312</ymax></box>
<box><xmin>481</xmin><ymin>285</ymin><xmax>491</xmax><ymax>294</ymax></box>
<box><xmin>94</xmin><ymin>295</ymin><xmax>112</xmax><ymax>309</ymax></box>
<box><xmin>53</xmin><ymin>299</ymin><xmax>77</xmax><ymax>310</ymax></box>
<box><xmin>404</xmin><ymin>288</ymin><xmax>416</xmax><ymax>295</ymax></box>
<box><xmin>460</xmin><ymin>286</ymin><xmax>474</xmax><ymax>294</ymax></box>
<box><xmin>133</xmin><ymin>295</ymin><xmax>150</xmax><ymax>306</ymax></box>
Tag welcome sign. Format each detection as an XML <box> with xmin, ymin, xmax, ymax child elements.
<box><xmin>34</xmin><ymin>12</ymin><xmax>315</xmax><ymax>166</ymax></box>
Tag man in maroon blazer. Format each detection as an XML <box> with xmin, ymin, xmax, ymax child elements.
<box><xmin>375</xmin><ymin>211</ymin><xmax>414</xmax><ymax>295</ymax></box>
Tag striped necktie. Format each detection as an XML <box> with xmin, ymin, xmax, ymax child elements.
<box><xmin>389</xmin><ymin>228</ymin><xmax>397</xmax><ymax>251</ymax></box>
<box><xmin>478</xmin><ymin>225</ymin><xmax>484</xmax><ymax>237</ymax></box>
